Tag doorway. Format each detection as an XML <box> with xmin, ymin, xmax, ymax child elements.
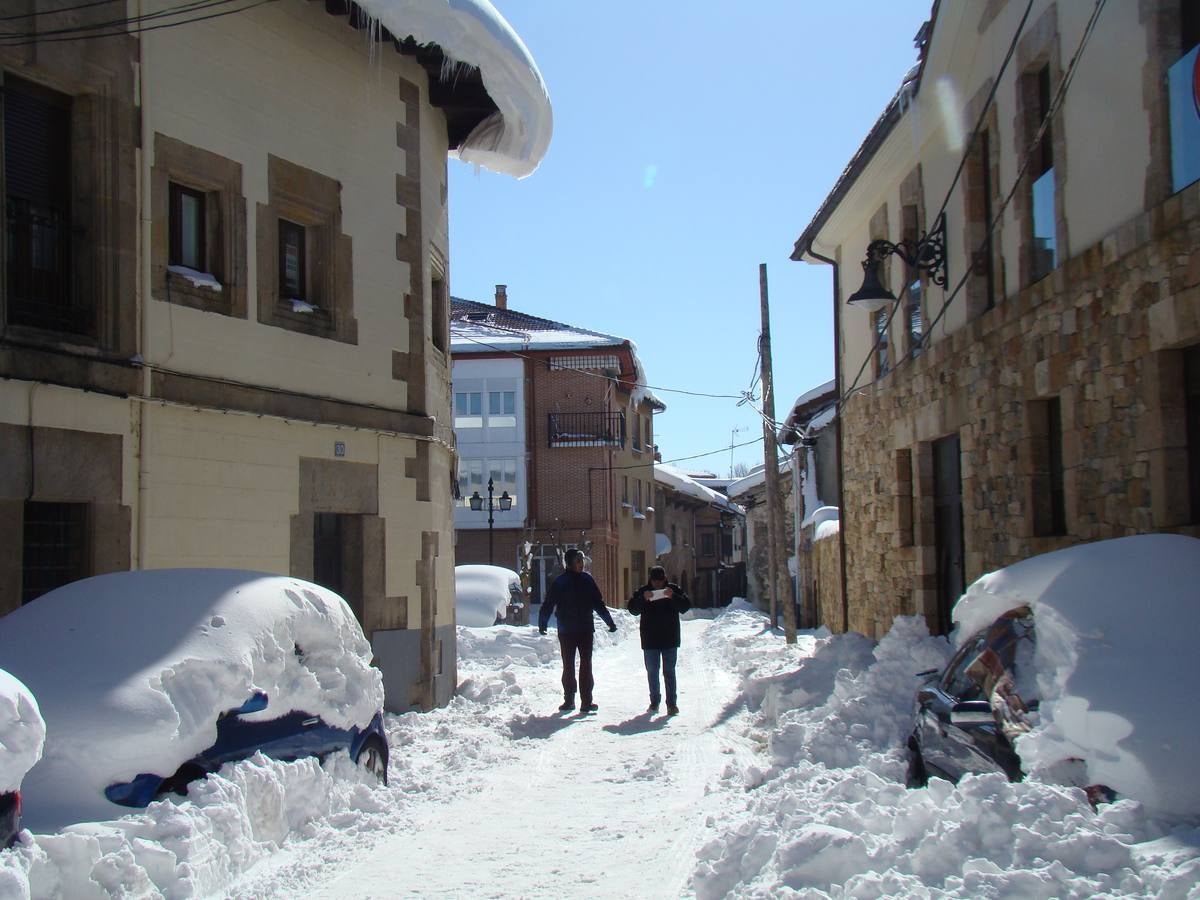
<box><xmin>932</xmin><ymin>434</ymin><xmax>965</xmax><ymax>635</ymax></box>
<box><xmin>313</xmin><ymin>512</ymin><xmax>364</xmax><ymax>623</ymax></box>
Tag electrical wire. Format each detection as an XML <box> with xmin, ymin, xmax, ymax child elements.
<box><xmin>835</xmin><ymin>0</ymin><xmax>1105</xmax><ymax>413</ymax></box>
<box><xmin>0</xmin><ymin>0</ymin><xmax>277</xmax><ymax>45</ymax></box>
<box><xmin>0</xmin><ymin>0</ymin><xmax>121</xmax><ymax>23</ymax></box>
<box><xmin>452</xmin><ymin>331</ymin><xmax>746</xmax><ymax>400</ymax></box>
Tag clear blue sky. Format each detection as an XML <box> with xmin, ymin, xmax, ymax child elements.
<box><xmin>448</xmin><ymin>1</ymin><xmax>932</xmax><ymax>477</ymax></box>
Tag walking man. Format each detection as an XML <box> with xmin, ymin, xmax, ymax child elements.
<box><xmin>628</xmin><ymin>565</ymin><xmax>690</xmax><ymax>715</ymax></box>
<box><xmin>539</xmin><ymin>548</ymin><xmax>617</xmax><ymax>713</ymax></box>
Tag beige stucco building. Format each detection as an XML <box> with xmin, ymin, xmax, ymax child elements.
<box><xmin>791</xmin><ymin>1</ymin><xmax>1200</xmax><ymax>637</ymax></box>
<box><xmin>0</xmin><ymin>0</ymin><xmax>551</xmax><ymax>709</ymax></box>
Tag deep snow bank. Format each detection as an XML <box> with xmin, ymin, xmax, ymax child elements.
<box><xmin>690</xmin><ymin>606</ymin><xmax>1200</xmax><ymax>898</ymax></box>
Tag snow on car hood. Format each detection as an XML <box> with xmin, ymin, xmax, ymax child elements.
<box><xmin>355</xmin><ymin>0</ymin><xmax>552</xmax><ymax>178</ymax></box>
<box><xmin>0</xmin><ymin>570</ymin><xmax>384</xmax><ymax>830</ymax></box>
<box><xmin>455</xmin><ymin>564</ymin><xmax>520</xmax><ymax>627</ymax></box>
<box><xmin>0</xmin><ymin>668</ymin><xmax>44</xmax><ymax>794</ymax></box>
<box><xmin>952</xmin><ymin>534</ymin><xmax>1200</xmax><ymax>818</ymax></box>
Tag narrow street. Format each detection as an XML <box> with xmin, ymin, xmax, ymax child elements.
<box><xmin>303</xmin><ymin>618</ymin><xmax>751</xmax><ymax>899</ymax></box>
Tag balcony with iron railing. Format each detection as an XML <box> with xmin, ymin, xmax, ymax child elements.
<box><xmin>548</xmin><ymin>411</ymin><xmax>625</xmax><ymax>448</ymax></box>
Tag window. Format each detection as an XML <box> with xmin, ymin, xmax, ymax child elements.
<box><xmin>701</xmin><ymin>532</ymin><xmax>716</xmax><ymax>557</ymax></box>
<box><xmin>874</xmin><ymin>308</ymin><xmax>891</xmax><ymax>378</ymax></box>
<box><xmin>1186</xmin><ymin>346</ymin><xmax>1200</xmax><ymax>522</ymax></box>
<box><xmin>1027</xmin><ymin>64</ymin><xmax>1056</xmax><ymax>282</ymax></box>
<box><xmin>632</xmin><ymin>409</ymin><xmax>642</xmax><ymax>451</ymax></box>
<box><xmin>457</xmin><ymin>457</ymin><xmax>518</xmax><ymax>508</ymax></box>
<box><xmin>488</xmin><ymin>390</ymin><xmax>516</xmax><ymax>427</ymax></box>
<box><xmin>278</xmin><ymin>218</ymin><xmax>306</xmax><ymax>300</ymax></box>
<box><xmin>257</xmin><ymin>154</ymin><xmax>356</xmax><ymax>342</ymax></box>
<box><xmin>1030</xmin><ymin>397</ymin><xmax>1066</xmax><ymax>536</ymax></box>
<box><xmin>168</xmin><ymin>182</ymin><xmax>206</xmax><ymax>272</ymax></box>
<box><xmin>4</xmin><ymin>76</ymin><xmax>82</xmax><ymax>335</ymax></box>
<box><xmin>622</xmin><ymin>476</ymin><xmax>629</xmax><ymax>505</ymax></box>
<box><xmin>431</xmin><ymin>266</ymin><xmax>449</xmax><ymax>354</ymax></box>
<box><xmin>152</xmin><ymin>133</ymin><xmax>246</xmax><ymax>318</ymax></box>
<box><xmin>631</xmin><ymin>550</ymin><xmax>645</xmax><ymax>583</ymax></box>
<box><xmin>896</xmin><ymin>448</ymin><xmax>914</xmax><ymax>546</ymax></box>
<box><xmin>635</xmin><ymin>480</ymin><xmax>643</xmax><ymax>510</ymax></box>
<box><xmin>22</xmin><ymin>501</ymin><xmax>88</xmax><ymax>604</ymax></box>
<box><xmin>454</xmin><ymin>391</ymin><xmax>483</xmax><ymax>428</ymax></box>
<box><xmin>901</xmin><ymin>204</ymin><xmax>924</xmax><ymax>357</ymax></box>
<box><xmin>965</xmin><ymin>127</ymin><xmax>998</xmax><ymax>313</ymax></box>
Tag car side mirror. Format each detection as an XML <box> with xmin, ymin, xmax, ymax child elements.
<box><xmin>949</xmin><ymin>700</ymin><xmax>994</xmax><ymax>727</ymax></box>
<box><xmin>234</xmin><ymin>691</ymin><xmax>269</xmax><ymax>715</ymax></box>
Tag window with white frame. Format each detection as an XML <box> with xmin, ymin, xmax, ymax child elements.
<box><xmin>454</xmin><ymin>391</ymin><xmax>483</xmax><ymax>429</ymax></box>
<box><xmin>457</xmin><ymin>457</ymin><xmax>518</xmax><ymax>508</ymax></box>
<box><xmin>488</xmin><ymin>389</ymin><xmax>516</xmax><ymax>428</ymax></box>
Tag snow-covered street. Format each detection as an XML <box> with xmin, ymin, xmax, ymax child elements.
<box><xmin>4</xmin><ymin>602</ymin><xmax>1200</xmax><ymax>898</ymax></box>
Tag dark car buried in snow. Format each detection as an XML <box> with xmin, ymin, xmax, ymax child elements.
<box><xmin>0</xmin><ymin>570</ymin><xmax>389</xmax><ymax>831</ymax></box>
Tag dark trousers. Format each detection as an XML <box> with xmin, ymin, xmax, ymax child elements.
<box><xmin>558</xmin><ymin>631</ymin><xmax>595</xmax><ymax>703</ymax></box>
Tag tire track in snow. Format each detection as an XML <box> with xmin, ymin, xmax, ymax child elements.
<box><xmin>271</xmin><ymin>615</ymin><xmax>758</xmax><ymax>899</ymax></box>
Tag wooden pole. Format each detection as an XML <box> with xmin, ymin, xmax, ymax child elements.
<box><xmin>758</xmin><ymin>264</ymin><xmax>797</xmax><ymax>643</ymax></box>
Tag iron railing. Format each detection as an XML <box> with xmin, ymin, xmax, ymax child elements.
<box><xmin>548</xmin><ymin>411</ymin><xmax>625</xmax><ymax>448</ymax></box>
<box><xmin>5</xmin><ymin>197</ymin><xmax>88</xmax><ymax>334</ymax></box>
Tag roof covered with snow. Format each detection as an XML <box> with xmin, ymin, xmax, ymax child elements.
<box><xmin>352</xmin><ymin>0</ymin><xmax>552</xmax><ymax>178</ymax></box>
<box><xmin>726</xmin><ymin>458</ymin><xmax>790</xmax><ymax>499</ymax></box>
<box><xmin>450</xmin><ymin>297</ymin><xmax>665</xmax><ymax>410</ymax></box>
<box><xmin>778</xmin><ymin>379</ymin><xmax>838</xmax><ymax>445</ymax></box>
<box><xmin>656</xmin><ymin>463</ymin><xmax>743</xmax><ymax>515</ymax></box>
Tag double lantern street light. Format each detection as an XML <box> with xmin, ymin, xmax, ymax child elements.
<box><xmin>469</xmin><ymin>477</ymin><xmax>512</xmax><ymax>565</ymax></box>
<box><xmin>846</xmin><ymin>212</ymin><xmax>949</xmax><ymax>312</ymax></box>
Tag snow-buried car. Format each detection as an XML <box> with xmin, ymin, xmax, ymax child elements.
<box><xmin>907</xmin><ymin>534</ymin><xmax>1200</xmax><ymax>818</ymax></box>
<box><xmin>0</xmin><ymin>570</ymin><xmax>388</xmax><ymax>832</ymax></box>
<box><xmin>0</xmin><ymin>667</ymin><xmax>44</xmax><ymax>847</ymax></box>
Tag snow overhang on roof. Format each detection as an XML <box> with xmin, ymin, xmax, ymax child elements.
<box><xmin>656</xmin><ymin>463</ymin><xmax>743</xmax><ymax>515</ymax></box>
<box><xmin>351</xmin><ymin>0</ymin><xmax>553</xmax><ymax>178</ymax></box>
<box><xmin>777</xmin><ymin>379</ymin><xmax>838</xmax><ymax>445</ymax></box>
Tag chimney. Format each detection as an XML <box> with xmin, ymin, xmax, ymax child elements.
<box><xmin>494</xmin><ymin>284</ymin><xmax>507</xmax><ymax>310</ymax></box>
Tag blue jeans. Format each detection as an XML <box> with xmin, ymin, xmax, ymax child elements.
<box><xmin>643</xmin><ymin>647</ymin><xmax>678</xmax><ymax>706</ymax></box>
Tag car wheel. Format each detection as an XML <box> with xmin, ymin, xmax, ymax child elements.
<box><xmin>355</xmin><ymin>736</ymin><xmax>388</xmax><ymax>786</ymax></box>
<box><xmin>905</xmin><ymin>741</ymin><xmax>929</xmax><ymax>788</ymax></box>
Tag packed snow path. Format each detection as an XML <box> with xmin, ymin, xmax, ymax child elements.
<box><xmin>276</xmin><ymin>616</ymin><xmax>753</xmax><ymax>899</ymax></box>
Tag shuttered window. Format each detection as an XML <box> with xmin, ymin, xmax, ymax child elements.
<box><xmin>3</xmin><ymin>75</ymin><xmax>84</xmax><ymax>334</ymax></box>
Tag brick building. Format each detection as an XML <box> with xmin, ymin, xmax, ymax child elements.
<box><xmin>451</xmin><ymin>289</ymin><xmax>662</xmax><ymax>606</ymax></box>
<box><xmin>654</xmin><ymin>464</ymin><xmax>744</xmax><ymax>607</ymax></box>
<box><xmin>0</xmin><ymin>0</ymin><xmax>552</xmax><ymax>710</ymax></box>
<box><xmin>790</xmin><ymin>1</ymin><xmax>1200</xmax><ymax>637</ymax></box>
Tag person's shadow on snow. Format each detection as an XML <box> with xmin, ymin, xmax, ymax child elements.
<box><xmin>601</xmin><ymin>711</ymin><xmax>670</xmax><ymax>736</ymax></box>
<box><xmin>507</xmin><ymin>712</ymin><xmax>577</xmax><ymax>739</ymax></box>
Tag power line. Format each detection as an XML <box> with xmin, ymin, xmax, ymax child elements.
<box><xmin>0</xmin><ymin>0</ymin><xmax>121</xmax><ymax>24</ymax></box>
<box><xmin>0</xmin><ymin>0</ymin><xmax>277</xmax><ymax>45</ymax></box>
<box><xmin>452</xmin><ymin>331</ymin><xmax>746</xmax><ymax>400</ymax></box>
<box><xmin>835</xmin><ymin>0</ymin><xmax>1104</xmax><ymax>413</ymax></box>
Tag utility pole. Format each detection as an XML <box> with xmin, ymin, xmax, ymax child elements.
<box><xmin>758</xmin><ymin>264</ymin><xmax>797</xmax><ymax>644</ymax></box>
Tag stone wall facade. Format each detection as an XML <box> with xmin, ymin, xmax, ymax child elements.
<box><xmin>811</xmin><ymin>529</ymin><xmax>843</xmax><ymax>632</ymax></box>
<box><xmin>840</xmin><ymin>183</ymin><xmax>1200</xmax><ymax>638</ymax></box>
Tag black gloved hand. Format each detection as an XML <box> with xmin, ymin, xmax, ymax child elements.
<box><xmin>539</xmin><ymin>627</ymin><xmax>547</xmax><ymax>635</ymax></box>
<box><xmin>608</xmin><ymin>624</ymin><xmax>617</xmax><ymax>633</ymax></box>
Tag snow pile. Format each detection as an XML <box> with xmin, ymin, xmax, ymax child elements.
<box><xmin>353</xmin><ymin>0</ymin><xmax>552</xmax><ymax>178</ymax></box>
<box><xmin>0</xmin><ymin>670</ymin><xmax>43</xmax><ymax>794</ymax></box>
<box><xmin>689</xmin><ymin>604</ymin><xmax>1200</xmax><ymax>898</ymax></box>
<box><xmin>454</xmin><ymin>564</ymin><xmax>521</xmax><ymax>627</ymax></box>
<box><xmin>953</xmin><ymin>533</ymin><xmax>1200</xmax><ymax>818</ymax></box>
<box><xmin>0</xmin><ymin>570</ymin><xmax>384</xmax><ymax>831</ymax></box>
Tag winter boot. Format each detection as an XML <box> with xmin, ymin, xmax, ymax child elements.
<box><xmin>580</xmin><ymin>701</ymin><xmax>599</xmax><ymax>713</ymax></box>
<box><xmin>558</xmin><ymin>697</ymin><xmax>575</xmax><ymax>712</ymax></box>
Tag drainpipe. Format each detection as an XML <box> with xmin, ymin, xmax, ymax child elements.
<box><xmin>136</xmin><ymin>6</ymin><xmax>152</xmax><ymax>570</ymax></box>
<box><xmin>801</xmin><ymin>244</ymin><xmax>849</xmax><ymax>634</ymax></box>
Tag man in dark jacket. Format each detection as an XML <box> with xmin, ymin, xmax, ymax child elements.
<box><xmin>539</xmin><ymin>548</ymin><xmax>616</xmax><ymax>713</ymax></box>
<box><xmin>627</xmin><ymin>565</ymin><xmax>690</xmax><ymax>715</ymax></box>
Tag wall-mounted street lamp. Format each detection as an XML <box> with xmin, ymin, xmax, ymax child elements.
<box><xmin>846</xmin><ymin>213</ymin><xmax>948</xmax><ymax>312</ymax></box>
<box><xmin>470</xmin><ymin>477</ymin><xmax>512</xmax><ymax>565</ymax></box>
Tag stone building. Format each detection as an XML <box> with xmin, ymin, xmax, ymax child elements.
<box><xmin>790</xmin><ymin>1</ymin><xmax>1200</xmax><ymax>637</ymax></box>
<box><xmin>450</xmin><ymin>291</ymin><xmax>662</xmax><ymax>607</ymax></box>
<box><xmin>727</xmin><ymin>462</ymin><xmax>792</xmax><ymax>616</ymax></box>
<box><xmin>653</xmin><ymin>463</ymin><xmax>744</xmax><ymax>607</ymax></box>
<box><xmin>0</xmin><ymin>0</ymin><xmax>551</xmax><ymax>710</ymax></box>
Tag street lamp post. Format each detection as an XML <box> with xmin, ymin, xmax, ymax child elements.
<box><xmin>469</xmin><ymin>477</ymin><xmax>512</xmax><ymax>565</ymax></box>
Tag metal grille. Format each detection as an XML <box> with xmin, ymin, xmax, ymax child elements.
<box><xmin>548</xmin><ymin>411</ymin><xmax>625</xmax><ymax>448</ymax></box>
<box><xmin>549</xmin><ymin>355</ymin><xmax>620</xmax><ymax>372</ymax></box>
<box><xmin>22</xmin><ymin>501</ymin><xmax>88</xmax><ymax>604</ymax></box>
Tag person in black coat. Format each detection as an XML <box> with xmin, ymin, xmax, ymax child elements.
<box><xmin>539</xmin><ymin>548</ymin><xmax>616</xmax><ymax>713</ymax></box>
<box><xmin>627</xmin><ymin>565</ymin><xmax>690</xmax><ymax>715</ymax></box>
